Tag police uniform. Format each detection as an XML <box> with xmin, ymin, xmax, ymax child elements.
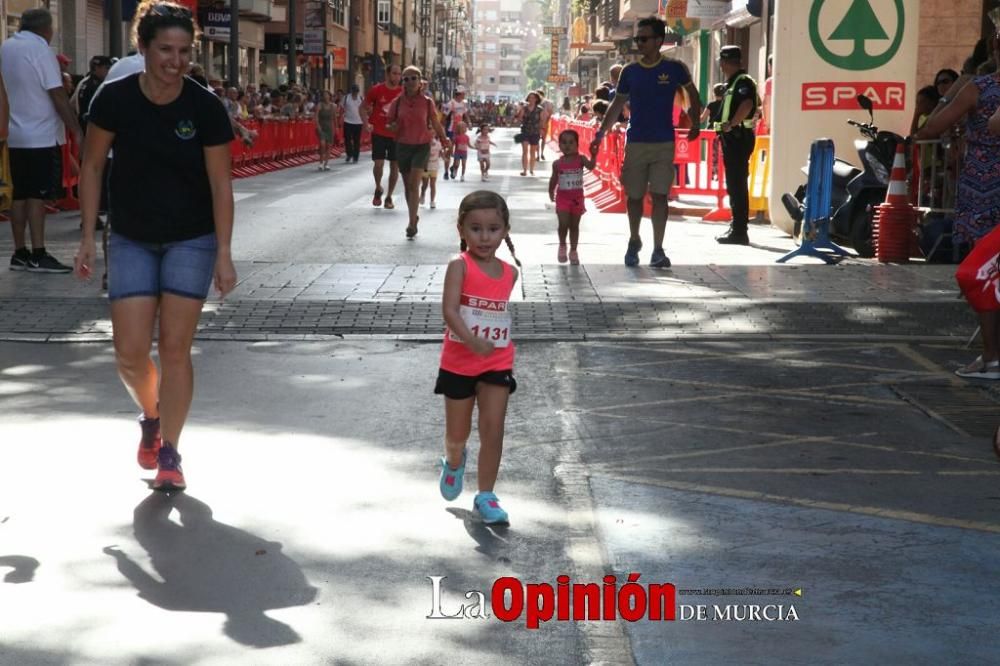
<box><xmin>714</xmin><ymin>45</ymin><xmax>758</xmax><ymax>244</ymax></box>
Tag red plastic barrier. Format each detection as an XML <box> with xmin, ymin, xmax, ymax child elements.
<box><xmin>547</xmin><ymin>116</ymin><xmax>731</xmax><ymax>220</ymax></box>
<box><xmin>229</xmin><ymin>117</ymin><xmax>366</xmax><ymax>179</ymax></box>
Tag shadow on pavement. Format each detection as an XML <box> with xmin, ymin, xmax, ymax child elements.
<box><xmin>446</xmin><ymin>507</ymin><xmax>511</xmax><ymax>560</ymax></box>
<box><xmin>104</xmin><ymin>492</ymin><xmax>317</xmax><ymax>648</ymax></box>
<box><xmin>0</xmin><ymin>555</ymin><xmax>40</xmax><ymax>583</ymax></box>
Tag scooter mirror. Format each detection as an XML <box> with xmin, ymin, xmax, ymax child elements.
<box><xmin>857</xmin><ymin>94</ymin><xmax>874</xmax><ymax>121</ymax></box>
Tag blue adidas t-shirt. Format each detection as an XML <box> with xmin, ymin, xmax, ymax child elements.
<box><xmin>616</xmin><ymin>57</ymin><xmax>691</xmax><ymax>143</ymax></box>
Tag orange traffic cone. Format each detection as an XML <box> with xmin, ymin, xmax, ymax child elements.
<box><xmin>874</xmin><ymin>142</ymin><xmax>917</xmax><ymax>263</ymax></box>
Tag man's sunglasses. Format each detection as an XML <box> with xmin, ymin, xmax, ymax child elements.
<box><xmin>150</xmin><ymin>3</ymin><xmax>193</xmax><ymax>18</ymax></box>
<box><xmin>634</xmin><ymin>35</ymin><xmax>658</xmax><ymax>44</ymax></box>
<box><xmin>402</xmin><ymin>75</ymin><xmax>419</xmax><ymax>82</ymax></box>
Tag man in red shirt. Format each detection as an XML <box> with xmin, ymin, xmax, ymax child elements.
<box><xmin>361</xmin><ymin>64</ymin><xmax>403</xmax><ymax>209</ymax></box>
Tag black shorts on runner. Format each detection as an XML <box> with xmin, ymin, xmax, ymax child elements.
<box><xmin>10</xmin><ymin>146</ymin><xmax>60</xmax><ymax>201</ymax></box>
<box><xmin>371</xmin><ymin>134</ymin><xmax>397</xmax><ymax>162</ymax></box>
<box><xmin>397</xmin><ymin>142</ymin><xmax>430</xmax><ymax>174</ymax></box>
<box><xmin>434</xmin><ymin>368</ymin><xmax>517</xmax><ymax>400</ymax></box>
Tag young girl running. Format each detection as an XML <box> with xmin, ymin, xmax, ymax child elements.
<box><xmin>475</xmin><ymin>125</ymin><xmax>498</xmax><ymax>181</ymax></box>
<box><xmin>436</xmin><ymin>191</ymin><xmax>521</xmax><ymax>526</ymax></box>
<box><xmin>420</xmin><ymin>135</ymin><xmax>442</xmax><ymax>209</ymax></box>
<box><xmin>450</xmin><ymin>122</ymin><xmax>470</xmax><ymax>181</ymax></box>
<box><xmin>548</xmin><ymin>129</ymin><xmax>598</xmax><ymax>265</ymax></box>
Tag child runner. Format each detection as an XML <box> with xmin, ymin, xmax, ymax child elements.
<box><xmin>420</xmin><ymin>135</ymin><xmax>442</xmax><ymax>209</ymax></box>
<box><xmin>548</xmin><ymin>129</ymin><xmax>598</xmax><ymax>265</ymax></box>
<box><xmin>475</xmin><ymin>125</ymin><xmax>498</xmax><ymax>181</ymax></box>
<box><xmin>437</xmin><ymin>191</ymin><xmax>521</xmax><ymax>526</ymax></box>
<box><xmin>450</xmin><ymin>122</ymin><xmax>470</xmax><ymax>181</ymax></box>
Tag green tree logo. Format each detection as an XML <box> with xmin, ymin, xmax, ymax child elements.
<box><xmin>810</xmin><ymin>0</ymin><xmax>905</xmax><ymax>70</ymax></box>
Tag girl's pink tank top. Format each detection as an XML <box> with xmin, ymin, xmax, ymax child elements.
<box><xmin>440</xmin><ymin>252</ymin><xmax>516</xmax><ymax>376</ymax></box>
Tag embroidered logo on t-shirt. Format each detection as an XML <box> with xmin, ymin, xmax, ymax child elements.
<box><xmin>658</xmin><ymin>73</ymin><xmax>671</xmax><ymax>84</ymax></box>
<box><xmin>175</xmin><ymin>120</ymin><xmax>197</xmax><ymax>140</ymax></box>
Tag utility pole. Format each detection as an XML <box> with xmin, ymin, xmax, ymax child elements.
<box><xmin>373</xmin><ymin>0</ymin><xmax>379</xmax><ymax>83</ymax></box>
<box><xmin>401</xmin><ymin>0</ymin><xmax>407</xmax><ymax>66</ymax></box>
<box><xmin>109</xmin><ymin>0</ymin><xmax>122</xmax><ymax>57</ymax></box>
<box><xmin>228</xmin><ymin>0</ymin><xmax>240</xmax><ymax>86</ymax></box>
<box><xmin>388</xmin><ymin>0</ymin><xmax>394</xmax><ymax>65</ymax></box>
<box><xmin>288</xmin><ymin>0</ymin><xmax>297</xmax><ymax>83</ymax></box>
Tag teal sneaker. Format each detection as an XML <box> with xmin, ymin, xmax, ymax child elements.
<box><xmin>439</xmin><ymin>450</ymin><xmax>467</xmax><ymax>501</ymax></box>
<box><xmin>473</xmin><ymin>491</ymin><xmax>509</xmax><ymax>526</ymax></box>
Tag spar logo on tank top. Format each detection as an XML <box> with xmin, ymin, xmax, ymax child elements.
<box><xmin>175</xmin><ymin>120</ymin><xmax>197</xmax><ymax>140</ymax></box>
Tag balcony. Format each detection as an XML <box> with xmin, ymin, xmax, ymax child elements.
<box><xmin>239</xmin><ymin>0</ymin><xmax>274</xmax><ymax>21</ymax></box>
<box><xmin>619</xmin><ymin>0</ymin><xmax>657</xmax><ymax>20</ymax></box>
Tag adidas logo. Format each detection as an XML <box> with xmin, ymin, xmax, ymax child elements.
<box><xmin>658</xmin><ymin>73</ymin><xmax>670</xmax><ymax>84</ymax></box>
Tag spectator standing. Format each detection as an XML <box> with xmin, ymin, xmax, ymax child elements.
<box><xmin>917</xmin><ymin>45</ymin><xmax>1000</xmax><ymax>379</ymax></box>
<box><xmin>591</xmin><ymin>16</ymin><xmax>700</xmax><ymax>269</ymax></box>
<box><xmin>1</xmin><ymin>7</ymin><xmax>83</xmax><ymax>273</ymax></box>
<box><xmin>714</xmin><ymin>45</ymin><xmax>758</xmax><ymax>246</ymax></box>
<box><xmin>342</xmin><ymin>83</ymin><xmax>364</xmax><ymax>163</ymax></box>
<box><xmin>361</xmin><ymin>64</ymin><xmax>403</xmax><ymax>208</ymax></box>
<box><xmin>72</xmin><ymin>55</ymin><xmax>113</xmax><ymax>130</ymax></box>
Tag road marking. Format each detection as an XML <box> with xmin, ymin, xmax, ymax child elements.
<box><xmin>233</xmin><ymin>192</ymin><xmax>257</xmax><ymax>202</ymax></box>
<box><xmin>595</xmin><ymin>474</ymin><xmax>1000</xmax><ymax>534</ymax></box>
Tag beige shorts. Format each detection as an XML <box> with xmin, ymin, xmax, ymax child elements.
<box><xmin>620</xmin><ymin>141</ymin><xmax>676</xmax><ymax>199</ymax></box>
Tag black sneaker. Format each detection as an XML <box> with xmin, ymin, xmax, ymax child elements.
<box><xmin>10</xmin><ymin>249</ymin><xmax>30</xmax><ymax>271</ymax></box>
<box><xmin>716</xmin><ymin>229</ymin><xmax>750</xmax><ymax>246</ymax></box>
<box><xmin>27</xmin><ymin>252</ymin><xmax>72</xmax><ymax>273</ymax></box>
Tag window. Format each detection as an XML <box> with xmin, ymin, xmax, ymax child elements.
<box><xmin>329</xmin><ymin>0</ymin><xmax>345</xmax><ymax>26</ymax></box>
<box><xmin>485</xmin><ymin>10</ymin><xmax>497</xmax><ymax>20</ymax></box>
<box><xmin>377</xmin><ymin>0</ymin><xmax>390</xmax><ymax>24</ymax></box>
<box><xmin>485</xmin><ymin>42</ymin><xmax>496</xmax><ymax>53</ymax></box>
<box><xmin>500</xmin><ymin>46</ymin><xmax>508</xmax><ymax>58</ymax></box>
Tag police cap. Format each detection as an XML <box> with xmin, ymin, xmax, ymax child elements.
<box><xmin>719</xmin><ymin>45</ymin><xmax>742</xmax><ymax>62</ymax></box>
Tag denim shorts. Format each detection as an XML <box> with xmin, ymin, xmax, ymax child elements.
<box><xmin>108</xmin><ymin>231</ymin><xmax>217</xmax><ymax>301</ymax></box>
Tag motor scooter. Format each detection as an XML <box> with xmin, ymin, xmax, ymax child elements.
<box><xmin>781</xmin><ymin>95</ymin><xmax>906</xmax><ymax>257</ymax></box>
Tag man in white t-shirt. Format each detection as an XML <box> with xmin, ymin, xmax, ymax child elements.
<box><xmin>0</xmin><ymin>8</ymin><xmax>82</xmax><ymax>273</ymax></box>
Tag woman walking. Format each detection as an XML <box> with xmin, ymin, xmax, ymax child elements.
<box><xmin>315</xmin><ymin>90</ymin><xmax>335</xmax><ymax>170</ymax></box>
<box><xmin>74</xmin><ymin>0</ymin><xmax>237</xmax><ymax>491</ymax></box>
<box><xmin>515</xmin><ymin>92</ymin><xmax>543</xmax><ymax>176</ymax></box>
<box><xmin>386</xmin><ymin>65</ymin><xmax>449</xmax><ymax>239</ymax></box>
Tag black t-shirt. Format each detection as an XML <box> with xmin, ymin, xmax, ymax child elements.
<box><xmin>78</xmin><ymin>75</ymin><xmax>103</xmax><ymax>129</ymax></box>
<box><xmin>88</xmin><ymin>74</ymin><xmax>235</xmax><ymax>243</ymax></box>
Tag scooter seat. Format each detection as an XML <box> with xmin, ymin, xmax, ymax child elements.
<box><xmin>833</xmin><ymin>159</ymin><xmax>862</xmax><ymax>180</ymax></box>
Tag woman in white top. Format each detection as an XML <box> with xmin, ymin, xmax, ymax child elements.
<box><xmin>342</xmin><ymin>83</ymin><xmax>364</xmax><ymax>163</ymax></box>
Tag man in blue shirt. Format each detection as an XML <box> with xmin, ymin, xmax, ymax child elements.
<box><xmin>592</xmin><ymin>16</ymin><xmax>701</xmax><ymax>268</ymax></box>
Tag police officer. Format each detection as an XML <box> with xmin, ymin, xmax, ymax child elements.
<box><xmin>714</xmin><ymin>45</ymin><xmax>758</xmax><ymax>245</ymax></box>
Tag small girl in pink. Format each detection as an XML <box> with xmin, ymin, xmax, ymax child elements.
<box><xmin>436</xmin><ymin>191</ymin><xmax>521</xmax><ymax>526</ymax></box>
<box><xmin>548</xmin><ymin>129</ymin><xmax>598</xmax><ymax>265</ymax></box>
<box><xmin>450</xmin><ymin>122</ymin><xmax>471</xmax><ymax>181</ymax></box>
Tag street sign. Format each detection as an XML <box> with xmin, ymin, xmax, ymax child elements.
<box><xmin>543</xmin><ymin>26</ymin><xmax>566</xmax><ymax>35</ymax></box>
<box><xmin>547</xmin><ymin>74</ymin><xmax>572</xmax><ymax>84</ymax></box>
<box><xmin>199</xmin><ymin>7</ymin><xmax>231</xmax><ymax>41</ymax></box>
<box><xmin>303</xmin><ymin>29</ymin><xmax>324</xmax><ymax>55</ymax></box>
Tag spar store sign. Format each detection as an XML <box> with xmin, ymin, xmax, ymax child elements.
<box><xmin>801</xmin><ymin>0</ymin><xmax>905</xmax><ymax>111</ymax></box>
<box><xmin>802</xmin><ymin>81</ymin><xmax>905</xmax><ymax>110</ymax></box>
